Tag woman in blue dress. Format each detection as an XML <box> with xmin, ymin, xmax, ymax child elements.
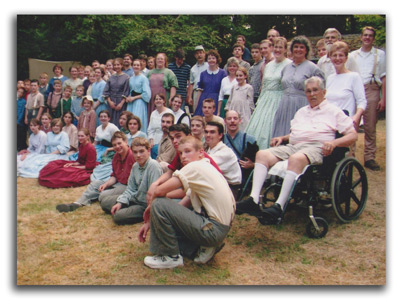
<box><xmin>194</xmin><ymin>50</ymin><xmax>227</xmax><ymax>116</ymax></box>
<box><xmin>126</xmin><ymin>59</ymin><xmax>151</xmax><ymax>134</ymax></box>
<box><xmin>17</xmin><ymin>118</ymin><xmax>70</xmax><ymax>178</ymax></box>
<box><xmin>103</xmin><ymin>58</ymin><xmax>130</xmax><ymax>126</ymax></box>
<box><xmin>271</xmin><ymin>36</ymin><xmax>325</xmax><ymax>138</ymax></box>
<box><xmin>91</xmin><ymin>67</ymin><xmax>107</xmax><ymax>126</ymax></box>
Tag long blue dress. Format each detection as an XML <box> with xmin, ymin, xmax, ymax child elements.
<box><xmin>17</xmin><ymin>131</ymin><xmax>70</xmax><ymax>178</ymax></box>
<box><xmin>91</xmin><ymin>79</ymin><xmax>107</xmax><ymax>127</ymax></box>
<box><xmin>103</xmin><ymin>73</ymin><xmax>130</xmax><ymax>126</ymax></box>
<box><xmin>194</xmin><ymin>68</ymin><xmax>227</xmax><ymax>116</ymax></box>
<box><xmin>127</xmin><ymin>73</ymin><xmax>151</xmax><ymax>134</ymax></box>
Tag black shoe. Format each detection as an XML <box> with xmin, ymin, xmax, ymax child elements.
<box><xmin>236</xmin><ymin>197</ymin><xmax>262</xmax><ymax>215</ymax></box>
<box><xmin>261</xmin><ymin>203</ymin><xmax>283</xmax><ymax>220</ymax></box>
<box><xmin>364</xmin><ymin>160</ymin><xmax>380</xmax><ymax>171</ymax></box>
<box><xmin>56</xmin><ymin>203</ymin><xmax>81</xmax><ymax>213</ymax></box>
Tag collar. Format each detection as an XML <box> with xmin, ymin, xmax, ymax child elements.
<box><xmin>308</xmin><ymin>99</ymin><xmax>328</xmax><ymax>110</ymax></box>
<box><xmin>226</xmin><ymin>130</ymin><xmax>242</xmax><ymax>140</ymax></box>
<box><xmin>138</xmin><ymin>158</ymin><xmax>150</xmax><ymax>171</ymax></box>
<box><xmin>208</xmin><ymin>140</ymin><xmax>225</xmax><ymax>152</ymax></box>
<box><xmin>206</xmin><ymin>68</ymin><xmax>220</xmax><ymax>75</ymax></box>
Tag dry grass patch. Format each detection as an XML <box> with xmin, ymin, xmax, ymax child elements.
<box><xmin>16</xmin><ymin>120</ymin><xmax>386</xmax><ymax>285</ymax></box>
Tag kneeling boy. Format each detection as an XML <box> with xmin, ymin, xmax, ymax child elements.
<box><xmin>138</xmin><ymin>136</ymin><xmax>236</xmax><ymax>269</ymax></box>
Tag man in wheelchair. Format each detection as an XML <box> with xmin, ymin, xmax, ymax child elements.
<box><xmin>236</xmin><ymin>76</ymin><xmax>358</xmax><ymax>221</ymax></box>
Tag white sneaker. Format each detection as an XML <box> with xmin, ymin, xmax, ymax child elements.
<box><xmin>144</xmin><ymin>254</ymin><xmax>184</xmax><ymax>269</ymax></box>
<box><xmin>194</xmin><ymin>243</ymin><xmax>225</xmax><ymax>264</ymax></box>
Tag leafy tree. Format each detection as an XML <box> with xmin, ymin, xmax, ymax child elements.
<box><xmin>17</xmin><ymin>14</ymin><xmax>386</xmax><ymax>80</ymax></box>
<box><xmin>353</xmin><ymin>15</ymin><xmax>386</xmax><ymax>47</ymax></box>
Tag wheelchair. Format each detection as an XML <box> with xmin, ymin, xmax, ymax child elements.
<box><xmin>238</xmin><ymin>145</ymin><xmax>368</xmax><ymax>238</ymax></box>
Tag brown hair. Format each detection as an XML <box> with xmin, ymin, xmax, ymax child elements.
<box><xmin>206</xmin><ymin>50</ymin><xmax>222</xmax><ymax>65</ymax></box>
<box><xmin>111</xmin><ymin>131</ymin><xmax>127</xmax><ymax>143</ymax></box>
<box><xmin>131</xmin><ymin>137</ymin><xmax>150</xmax><ymax>150</ymax></box>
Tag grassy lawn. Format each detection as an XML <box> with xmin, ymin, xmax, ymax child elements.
<box><xmin>16</xmin><ymin>120</ymin><xmax>386</xmax><ymax>285</ymax></box>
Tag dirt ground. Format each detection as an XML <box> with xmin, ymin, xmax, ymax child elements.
<box><xmin>16</xmin><ymin>120</ymin><xmax>386</xmax><ymax>286</ymax></box>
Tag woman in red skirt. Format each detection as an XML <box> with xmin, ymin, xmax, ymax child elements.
<box><xmin>39</xmin><ymin>128</ymin><xmax>98</xmax><ymax>188</ymax></box>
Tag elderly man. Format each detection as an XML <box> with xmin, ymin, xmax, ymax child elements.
<box><xmin>267</xmin><ymin>28</ymin><xmax>280</xmax><ymax>42</ymax></box>
<box><xmin>236</xmin><ymin>76</ymin><xmax>358</xmax><ymax>220</ymax></box>
<box><xmin>317</xmin><ymin>28</ymin><xmax>359</xmax><ymax>78</ymax></box>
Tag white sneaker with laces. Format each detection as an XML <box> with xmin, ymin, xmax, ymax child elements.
<box><xmin>144</xmin><ymin>254</ymin><xmax>184</xmax><ymax>269</ymax></box>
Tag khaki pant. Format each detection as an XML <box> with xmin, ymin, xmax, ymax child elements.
<box><xmin>363</xmin><ymin>83</ymin><xmax>381</xmax><ymax>162</ymax></box>
<box><xmin>76</xmin><ymin>180</ymin><xmax>126</xmax><ymax>207</ymax></box>
<box><xmin>149</xmin><ymin>197</ymin><xmax>230</xmax><ymax>257</ymax></box>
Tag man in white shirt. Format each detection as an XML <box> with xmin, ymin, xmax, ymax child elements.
<box><xmin>205</xmin><ymin>121</ymin><xmax>242</xmax><ymax>197</ymax></box>
<box><xmin>349</xmin><ymin>26</ymin><xmax>386</xmax><ymax>171</ymax></box>
<box><xmin>187</xmin><ymin>45</ymin><xmax>209</xmax><ymax>113</ymax></box>
<box><xmin>317</xmin><ymin>28</ymin><xmax>359</xmax><ymax>78</ymax></box>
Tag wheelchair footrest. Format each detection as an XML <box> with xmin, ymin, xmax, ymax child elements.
<box><xmin>256</xmin><ymin>213</ymin><xmax>282</xmax><ymax>226</ymax></box>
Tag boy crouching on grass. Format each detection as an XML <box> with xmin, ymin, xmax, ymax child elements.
<box><xmin>104</xmin><ymin>137</ymin><xmax>163</xmax><ymax>225</ymax></box>
<box><xmin>138</xmin><ymin>136</ymin><xmax>236</xmax><ymax>269</ymax></box>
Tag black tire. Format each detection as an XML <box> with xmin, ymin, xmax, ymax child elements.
<box><xmin>306</xmin><ymin>217</ymin><xmax>329</xmax><ymax>238</ymax></box>
<box><xmin>331</xmin><ymin>157</ymin><xmax>368</xmax><ymax>223</ymax></box>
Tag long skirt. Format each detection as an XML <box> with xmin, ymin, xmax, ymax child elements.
<box><xmin>38</xmin><ymin>160</ymin><xmax>93</xmax><ymax>188</ymax></box>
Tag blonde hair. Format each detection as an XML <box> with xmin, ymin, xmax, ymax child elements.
<box><xmin>328</xmin><ymin>41</ymin><xmax>349</xmax><ymax>57</ymax></box>
<box><xmin>179</xmin><ymin>136</ymin><xmax>204</xmax><ymax>151</ymax></box>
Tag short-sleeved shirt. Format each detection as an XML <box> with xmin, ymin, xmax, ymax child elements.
<box><xmin>168</xmin><ymin>151</ymin><xmax>222</xmax><ymax>174</ymax></box>
<box><xmin>190</xmin><ymin>62</ymin><xmax>209</xmax><ymax>89</ymax></box>
<box><xmin>289</xmin><ymin>99</ymin><xmax>354</xmax><ymax>145</ymax></box>
<box><xmin>110</xmin><ymin>148</ymin><xmax>135</xmax><ymax>185</ymax></box>
<box><xmin>168</xmin><ymin>61</ymin><xmax>191</xmax><ymax>98</ymax></box>
<box><xmin>173</xmin><ymin>158</ymin><xmax>235</xmax><ymax>226</ymax></box>
<box><xmin>349</xmin><ymin>47</ymin><xmax>386</xmax><ymax>85</ymax></box>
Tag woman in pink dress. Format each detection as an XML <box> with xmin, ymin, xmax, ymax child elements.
<box><xmin>146</xmin><ymin>53</ymin><xmax>178</xmax><ymax>122</ymax></box>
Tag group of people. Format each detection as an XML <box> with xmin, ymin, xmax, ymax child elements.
<box><xmin>16</xmin><ymin>25</ymin><xmax>385</xmax><ymax>269</ymax></box>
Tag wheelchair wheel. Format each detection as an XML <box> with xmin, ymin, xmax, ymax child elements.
<box><xmin>331</xmin><ymin>157</ymin><xmax>368</xmax><ymax>223</ymax></box>
<box><xmin>306</xmin><ymin>217</ymin><xmax>329</xmax><ymax>238</ymax></box>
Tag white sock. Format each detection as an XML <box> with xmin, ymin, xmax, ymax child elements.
<box><xmin>275</xmin><ymin>170</ymin><xmax>298</xmax><ymax>210</ymax></box>
<box><xmin>250</xmin><ymin>163</ymin><xmax>269</xmax><ymax>204</ymax></box>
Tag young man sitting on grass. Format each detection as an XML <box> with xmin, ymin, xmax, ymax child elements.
<box><xmin>102</xmin><ymin>137</ymin><xmax>163</xmax><ymax>225</ymax></box>
<box><xmin>138</xmin><ymin>136</ymin><xmax>236</xmax><ymax>269</ymax></box>
<box><xmin>56</xmin><ymin>131</ymin><xmax>135</xmax><ymax>213</ymax></box>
